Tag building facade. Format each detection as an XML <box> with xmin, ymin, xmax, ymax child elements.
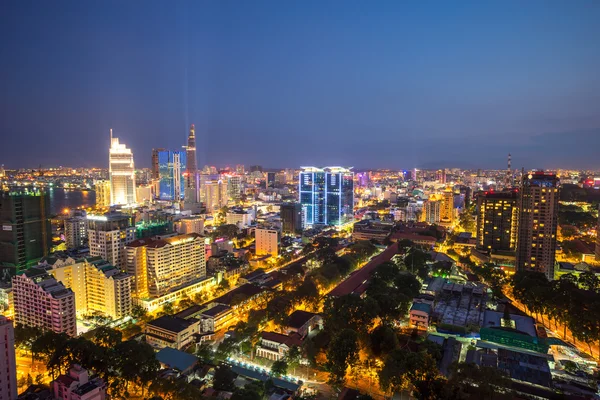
<box><xmin>299</xmin><ymin>167</ymin><xmax>354</xmax><ymax>227</ymax></box>
<box><xmin>64</xmin><ymin>212</ymin><xmax>88</xmax><ymax>250</ymax></box>
<box><xmin>440</xmin><ymin>187</ymin><xmax>454</xmax><ymax>227</ymax></box>
<box><xmin>157</xmin><ymin>150</ymin><xmax>186</xmax><ymax>201</ymax></box>
<box><xmin>49</xmin><ymin>257</ymin><xmax>133</xmax><ymax>320</ymax></box>
<box><xmin>126</xmin><ymin>233</ymin><xmax>206</xmax><ymax>299</ymax></box>
<box><xmin>12</xmin><ymin>267</ymin><xmax>76</xmax><ymax>336</ymax></box>
<box><xmin>201</xmin><ymin>179</ymin><xmax>228</xmax><ymax>213</ymax></box>
<box><xmin>516</xmin><ymin>172</ymin><xmax>560</xmax><ymax>280</ymax></box>
<box><xmin>255</xmin><ymin>228</ymin><xmax>279</xmax><ymax>257</ymax></box>
<box><xmin>52</xmin><ymin>364</ymin><xmax>106</xmax><ymax>400</ymax></box>
<box><xmin>0</xmin><ymin>191</ymin><xmax>51</xmax><ymax>278</ymax></box>
<box><xmin>94</xmin><ymin>180</ymin><xmax>111</xmax><ymax>208</ymax></box>
<box><xmin>151</xmin><ymin>148</ymin><xmax>165</xmax><ymax>180</ymax></box>
<box><xmin>0</xmin><ymin>316</ymin><xmax>17</xmax><ymax>400</ymax></box>
<box><xmin>280</xmin><ymin>202</ymin><xmax>303</xmax><ymax>234</ymax></box>
<box><xmin>476</xmin><ymin>190</ymin><xmax>518</xmax><ymax>253</ymax></box>
<box><xmin>109</xmin><ymin>132</ymin><xmax>136</xmax><ymax>206</ymax></box>
<box><xmin>184</xmin><ymin>124</ymin><xmax>199</xmax><ymax>204</ymax></box>
<box><xmin>87</xmin><ymin>213</ymin><xmax>136</xmax><ymax>269</ymax></box>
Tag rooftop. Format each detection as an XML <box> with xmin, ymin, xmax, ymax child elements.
<box><xmin>483</xmin><ymin>310</ymin><xmax>537</xmax><ymax>337</ymax></box>
<box><xmin>148</xmin><ymin>315</ymin><xmax>197</xmax><ymax>333</ymax></box>
<box><xmin>410</xmin><ymin>302</ymin><xmax>432</xmax><ymax>314</ymax></box>
<box><xmin>287</xmin><ymin>310</ymin><xmax>319</xmax><ymax>329</ymax></box>
<box><xmin>201</xmin><ymin>304</ymin><xmax>231</xmax><ymax>318</ymax></box>
<box><xmin>156</xmin><ymin>347</ymin><xmax>199</xmax><ymax>372</ymax></box>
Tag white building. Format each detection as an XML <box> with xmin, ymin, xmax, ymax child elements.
<box><xmin>0</xmin><ymin>316</ymin><xmax>17</xmax><ymax>400</ymax></box>
<box><xmin>64</xmin><ymin>213</ymin><xmax>87</xmax><ymax>250</ymax></box>
<box><xmin>12</xmin><ymin>267</ymin><xmax>76</xmax><ymax>336</ymax></box>
<box><xmin>109</xmin><ymin>131</ymin><xmax>136</xmax><ymax>206</ymax></box>
<box><xmin>226</xmin><ymin>175</ymin><xmax>242</xmax><ymax>203</ymax></box>
<box><xmin>175</xmin><ymin>216</ymin><xmax>204</xmax><ymax>235</ymax></box>
<box><xmin>255</xmin><ymin>228</ymin><xmax>279</xmax><ymax>257</ymax></box>
<box><xmin>126</xmin><ymin>233</ymin><xmax>206</xmax><ymax>299</ymax></box>
<box><xmin>49</xmin><ymin>257</ymin><xmax>133</xmax><ymax>320</ymax></box>
<box><xmin>226</xmin><ymin>210</ymin><xmax>253</xmax><ymax>228</ymax></box>
<box><xmin>201</xmin><ymin>179</ymin><xmax>228</xmax><ymax>213</ymax></box>
<box><xmin>87</xmin><ymin>213</ymin><xmax>136</xmax><ymax>269</ymax></box>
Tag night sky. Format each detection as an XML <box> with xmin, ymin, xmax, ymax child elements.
<box><xmin>1</xmin><ymin>1</ymin><xmax>599</xmax><ymax>170</ymax></box>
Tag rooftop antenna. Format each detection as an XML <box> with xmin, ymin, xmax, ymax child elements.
<box><xmin>110</xmin><ymin>128</ymin><xmax>113</xmax><ymax>143</ymax></box>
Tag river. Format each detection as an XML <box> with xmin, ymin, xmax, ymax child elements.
<box><xmin>48</xmin><ymin>188</ymin><xmax>96</xmax><ymax>215</ymax></box>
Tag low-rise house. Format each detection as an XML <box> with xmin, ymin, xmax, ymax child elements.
<box><xmin>200</xmin><ymin>304</ymin><xmax>233</xmax><ymax>333</ymax></box>
<box><xmin>145</xmin><ymin>315</ymin><xmax>200</xmax><ymax>350</ymax></box>
<box><xmin>156</xmin><ymin>347</ymin><xmax>199</xmax><ymax>375</ymax></box>
<box><xmin>255</xmin><ymin>331</ymin><xmax>303</xmax><ymax>361</ymax></box>
<box><xmin>284</xmin><ymin>310</ymin><xmax>323</xmax><ymax>338</ymax></box>
<box><xmin>409</xmin><ymin>302</ymin><xmax>432</xmax><ymax>329</ymax></box>
<box><xmin>52</xmin><ymin>365</ymin><xmax>106</xmax><ymax>400</ymax></box>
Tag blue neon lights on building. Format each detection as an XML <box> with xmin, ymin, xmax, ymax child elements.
<box><xmin>158</xmin><ymin>150</ymin><xmax>186</xmax><ymax>200</ymax></box>
<box><xmin>299</xmin><ymin>167</ymin><xmax>354</xmax><ymax>226</ymax></box>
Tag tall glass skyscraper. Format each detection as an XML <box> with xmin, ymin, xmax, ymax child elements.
<box><xmin>299</xmin><ymin>167</ymin><xmax>354</xmax><ymax>227</ymax></box>
<box><xmin>109</xmin><ymin>130</ymin><xmax>136</xmax><ymax>205</ymax></box>
<box><xmin>158</xmin><ymin>150</ymin><xmax>186</xmax><ymax>200</ymax></box>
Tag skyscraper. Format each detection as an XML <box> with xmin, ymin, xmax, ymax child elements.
<box><xmin>185</xmin><ymin>124</ymin><xmax>198</xmax><ymax>203</ymax></box>
<box><xmin>64</xmin><ymin>210</ymin><xmax>88</xmax><ymax>250</ymax></box>
<box><xmin>94</xmin><ymin>180</ymin><xmax>111</xmax><ymax>208</ymax></box>
<box><xmin>151</xmin><ymin>148</ymin><xmax>166</xmax><ymax>180</ymax></box>
<box><xmin>109</xmin><ymin>130</ymin><xmax>136</xmax><ymax>205</ymax></box>
<box><xmin>439</xmin><ymin>187</ymin><xmax>455</xmax><ymax>227</ymax></box>
<box><xmin>0</xmin><ymin>316</ymin><xmax>17</xmax><ymax>400</ymax></box>
<box><xmin>226</xmin><ymin>175</ymin><xmax>242</xmax><ymax>203</ymax></box>
<box><xmin>201</xmin><ymin>179</ymin><xmax>228</xmax><ymax>212</ymax></box>
<box><xmin>157</xmin><ymin>150</ymin><xmax>187</xmax><ymax>201</ymax></box>
<box><xmin>299</xmin><ymin>167</ymin><xmax>354</xmax><ymax>227</ymax></box>
<box><xmin>516</xmin><ymin>172</ymin><xmax>560</xmax><ymax>280</ymax></box>
<box><xmin>0</xmin><ymin>190</ymin><xmax>51</xmax><ymax>280</ymax></box>
<box><xmin>476</xmin><ymin>190</ymin><xmax>518</xmax><ymax>253</ymax></box>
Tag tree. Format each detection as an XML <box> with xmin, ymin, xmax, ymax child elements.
<box><xmin>325</xmin><ymin>329</ymin><xmax>359</xmax><ymax>387</ymax></box>
<box><xmin>196</xmin><ymin>342</ymin><xmax>214</xmax><ymax>364</ymax></box>
<box><xmin>161</xmin><ymin>302</ymin><xmax>174</xmax><ymax>315</ymax></box>
<box><xmin>394</xmin><ymin>272</ymin><xmax>421</xmax><ymax>298</ymax></box>
<box><xmin>578</xmin><ymin>271</ymin><xmax>600</xmax><ymax>292</ymax></box>
<box><xmin>322</xmin><ymin>295</ymin><xmax>379</xmax><ymax>338</ymax></box>
<box><xmin>271</xmin><ymin>360</ymin><xmax>288</xmax><ymax>377</ymax></box>
<box><xmin>131</xmin><ymin>304</ymin><xmax>148</xmax><ymax>321</ymax></box>
<box><xmin>213</xmin><ymin>365</ymin><xmax>237</xmax><ymax>391</ymax></box>
<box><xmin>215</xmin><ymin>337</ymin><xmax>238</xmax><ymax>362</ymax></box>
<box><xmin>284</xmin><ymin>345</ymin><xmax>302</xmax><ymax>374</ymax></box>
<box><xmin>378</xmin><ymin>349</ymin><xmax>439</xmax><ymax>396</ymax></box>
<box><xmin>91</xmin><ymin>326</ymin><xmax>122</xmax><ymax>348</ymax></box>
<box><xmin>447</xmin><ymin>362</ymin><xmax>513</xmax><ymax>399</ymax></box>
<box><xmin>369</xmin><ymin>325</ymin><xmax>399</xmax><ymax>357</ymax></box>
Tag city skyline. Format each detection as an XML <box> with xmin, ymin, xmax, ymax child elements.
<box><xmin>1</xmin><ymin>1</ymin><xmax>600</xmax><ymax>169</ymax></box>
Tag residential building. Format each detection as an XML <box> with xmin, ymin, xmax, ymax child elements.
<box><xmin>94</xmin><ymin>181</ymin><xmax>111</xmax><ymax>208</ymax></box>
<box><xmin>12</xmin><ymin>267</ymin><xmax>76</xmax><ymax>336</ymax></box>
<box><xmin>126</xmin><ymin>233</ymin><xmax>206</xmax><ymax>299</ymax></box>
<box><xmin>108</xmin><ymin>131</ymin><xmax>136</xmax><ymax>206</ymax></box>
<box><xmin>87</xmin><ymin>213</ymin><xmax>135</xmax><ymax>269</ymax></box>
<box><xmin>0</xmin><ymin>316</ymin><xmax>17</xmax><ymax>400</ymax></box>
<box><xmin>299</xmin><ymin>167</ymin><xmax>354</xmax><ymax>227</ymax></box>
<box><xmin>255</xmin><ymin>331</ymin><xmax>302</xmax><ymax>361</ymax></box>
<box><xmin>226</xmin><ymin>175</ymin><xmax>242</xmax><ymax>203</ymax></box>
<box><xmin>0</xmin><ymin>191</ymin><xmax>51</xmax><ymax>277</ymax></box>
<box><xmin>201</xmin><ymin>179</ymin><xmax>228</xmax><ymax>213</ymax></box>
<box><xmin>226</xmin><ymin>209</ymin><xmax>253</xmax><ymax>228</ymax></box>
<box><xmin>422</xmin><ymin>200</ymin><xmax>441</xmax><ymax>224</ymax></box>
<box><xmin>439</xmin><ymin>187</ymin><xmax>454</xmax><ymax>227</ymax></box>
<box><xmin>409</xmin><ymin>302</ymin><xmax>431</xmax><ymax>329</ymax></box>
<box><xmin>49</xmin><ymin>257</ymin><xmax>133</xmax><ymax>320</ymax></box>
<box><xmin>352</xmin><ymin>219</ymin><xmax>393</xmax><ymax>242</ymax></box>
<box><xmin>52</xmin><ymin>364</ymin><xmax>106</xmax><ymax>400</ymax></box>
<box><xmin>145</xmin><ymin>315</ymin><xmax>200</xmax><ymax>350</ymax></box>
<box><xmin>157</xmin><ymin>150</ymin><xmax>186</xmax><ymax>201</ymax></box>
<box><xmin>280</xmin><ymin>203</ymin><xmax>302</xmax><ymax>235</ymax></box>
<box><xmin>516</xmin><ymin>172</ymin><xmax>560</xmax><ymax>280</ymax></box>
<box><xmin>255</xmin><ymin>228</ymin><xmax>279</xmax><ymax>257</ymax></box>
<box><xmin>64</xmin><ymin>211</ymin><xmax>87</xmax><ymax>250</ymax></box>
<box><xmin>476</xmin><ymin>190</ymin><xmax>518</xmax><ymax>253</ymax></box>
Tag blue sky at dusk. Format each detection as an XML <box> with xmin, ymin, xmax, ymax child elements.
<box><xmin>1</xmin><ymin>0</ymin><xmax>599</xmax><ymax>170</ymax></box>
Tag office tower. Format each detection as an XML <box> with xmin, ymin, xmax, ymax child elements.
<box><xmin>516</xmin><ymin>172</ymin><xmax>560</xmax><ymax>280</ymax></box>
<box><xmin>266</xmin><ymin>172</ymin><xmax>276</xmax><ymax>188</ymax></box>
<box><xmin>476</xmin><ymin>190</ymin><xmax>518</xmax><ymax>253</ymax></box>
<box><xmin>226</xmin><ymin>175</ymin><xmax>242</xmax><ymax>203</ymax></box>
<box><xmin>49</xmin><ymin>257</ymin><xmax>132</xmax><ymax>320</ymax></box>
<box><xmin>299</xmin><ymin>167</ymin><xmax>354</xmax><ymax>227</ymax></box>
<box><xmin>158</xmin><ymin>150</ymin><xmax>187</xmax><ymax>201</ymax></box>
<box><xmin>109</xmin><ymin>130</ymin><xmax>136</xmax><ymax>205</ymax></box>
<box><xmin>436</xmin><ymin>169</ymin><xmax>446</xmax><ymax>184</ymax></box>
<box><xmin>249</xmin><ymin>165</ymin><xmax>263</xmax><ymax>173</ymax></box>
<box><xmin>201</xmin><ymin>179</ymin><xmax>228</xmax><ymax>213</ymax></box>
<box><xmin>87</xmin><ymin>213</ymin><xmax>136</xmax><ymax>269</ymax></box>
<box><xmin>0</xmin><ymin>316</ymin><xmax>17</xmax><ymax>400</ymax></box>
<box><xmin>281</xmin><ymin>202</ymin><xmax>303</xmax><ymax>234</ymax></box>
<box><xmin>64</xmin><ymin>211</ymin><xmax>87</xmax><ymax>250</ymax></box>
<box><xmin>151</xmin><ymin>148</ymin><xmax>165</xmax><ymax>180</ymax></box>
<box><xmin>255</xmin><ymin>228</ymin><xmax>279</xmax><ymax>257</ymax></box>
<box><xmin>13</xmin><ymin>267</ymin><xmax>76</xmax><ymax>336</ymax></box>
<box><xmin>422</xmin><ymin>200</ymin><xmax>441</xmax><ymax>224</ymax></box>
<box><xmin>185</xmin><ymin>124</ymin><xmax>198</xmax><ymax>203</ymax></box>
<box><xmin>0</xmin><ymin>191</ymin><xmax>51</xmax><ymax>278</ymax></box>
<box><xmin>439</xmin><ymin>187</ymin><xmax>454</xmax><ymax>227</ymax></box>
<box><xmin>126</xmin><ymin>233</ymin><xmax>205</xmax><ymax>298</ymax></box>
<box><xmin>94</xmin><ymin>180</ymin><xmax>111</xmax><ymax>208</ymax></box>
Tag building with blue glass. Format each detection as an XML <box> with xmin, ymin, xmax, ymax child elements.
<box><xmin>158</xmin><ymin>150</ymin><xmax>186</xmax><ymax>201</ymax></box>
<box><xmin>299</xmin><ymin>167</ymin><xmax>354</xmax><ymax>227</ymax></box>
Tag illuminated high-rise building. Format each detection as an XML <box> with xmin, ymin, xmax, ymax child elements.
<box><xmin>226</xmin><ymin>175</ymin><xmax>242</xmax><ymax>203</ymax></box>
<box><xmin>184</xmin><ymin>124</ymin><xmax>198</xmax><ymax>203</ymax></box>
<box><xmin>439</xmin><ymin>187</ymin><xmax>454</xmax><ymax>227</ymax></box>
<box><xmin>422</xmin><ymin>200</ymin><xmax>441</xmax><ymax>224</ymax></box>
<box><xmin>476</xmin><ymin>190</ymin><xmax>518</xmax><ymax>253</ymax></box>
<box><xmin>87</xmin><ymin>213</ymin><xmax>136</xmax><ymax>269</ymax></box>
<box><xmin>0</xmin><ymin>316</ymin><xmax>17</xmax><ymax>400</ymax></box>
<box><xmin>158</xmin><ymin>150</ymin><xmax>186</xmax><ymax>201</ymax></box>
<box><xmin>152</xmin><ymin>148</ymin><xmax>165</xmax><ymax>180</ymax></box>
<box><xmin>94</xmin><ymin>180</ymin><xmax>111</xmax><ymax>207</ymax></box>
<box><xmin>109</xmin><ymin>130</ymin><xmax>136</xmax><ymax>205</ymax></box>
<box><xmin>299</xmin><ymin>167</ymin><xmax>354</xmax><ymax>227</ymax></box>
<box><xmin>281</xmin><ymin>202</ymin><xmax>303</xmax><ymax>234</ymax></box>
<box><xmin>64</xmin><ymin>211</ymin><xmax>88</xmax><ymax>250</ymax></box>
<box><xmin>515</xmin><ymin>172</ymin><xmax>560</xmax><ymax>280</ymax></box>
<box><xmin>595</xmin><ymin>207</ymin><xmax>600</xmax><ymax>262</ymax></box>
<box><xmin>201</xmin><ymin>179</ymin><xmax>228</xmax><ymax>213</ymax></box>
